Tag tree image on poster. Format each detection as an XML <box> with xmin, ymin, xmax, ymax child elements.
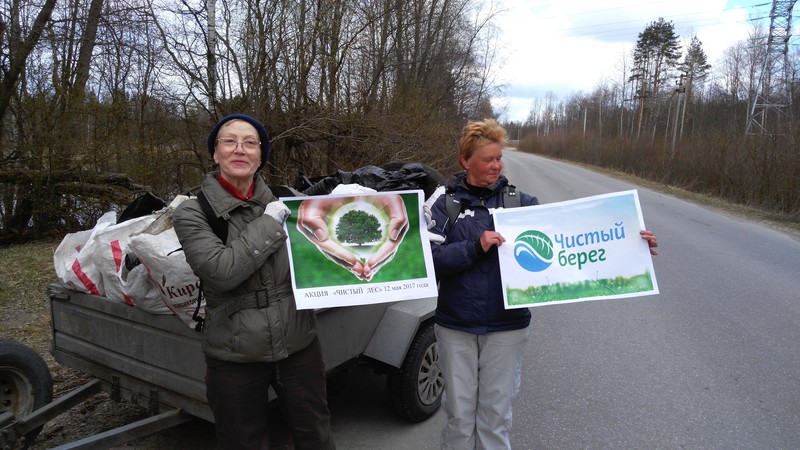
<box><xmin>285</xmin><ymin>192</ymin><xmax>429</xmax><ymax>287</ymax></box>
<box><xmin>336</xmin><ymin>210</ymin><xmax>382</xmax><ymax>245</ymax></box>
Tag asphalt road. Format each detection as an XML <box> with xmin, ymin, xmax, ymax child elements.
<box><xmin>503</xmin><ymin>150</ymin><xmax>800</xmax><ymax>449</ymax></box>
<box><xmin>117</xmin><ymin>151</ymin><xmax>800</xmax><ymax>449</ymax></box>
<box><xmin>291</xmin><ymin>151</ymin><xmax>800</xmax><ymax>449</ymax></box>
<box><xmin>328</xmin><ymin>150</ymin><xmax>800</xmax><ymax>449</ymax></box>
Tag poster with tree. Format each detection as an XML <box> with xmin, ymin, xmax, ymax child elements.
<box><xmin>281</xmin><ymin>191</ymin><xmax>437</xmax><ymax>309</ymax></box>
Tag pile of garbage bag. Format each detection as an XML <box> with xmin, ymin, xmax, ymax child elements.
<box><xmin>298</xmin><ymin>162</ymin><xmax>445</xmax><ymax>199</ymax></box>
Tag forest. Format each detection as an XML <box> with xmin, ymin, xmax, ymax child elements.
<box><xmin>0</xmin><ymin>1</ymin><xmax>797</xmax><ymax>244</ymax></box>
<box><xmin>506</xmin><ymin>18</ymin><xmax>799</xmax><ymax>223</ymax></box>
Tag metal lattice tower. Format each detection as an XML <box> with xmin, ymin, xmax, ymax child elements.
<box><xmin>746</xmin><ymin>0</ymin><xmax>797</xmax><ymax>135</ymax></box>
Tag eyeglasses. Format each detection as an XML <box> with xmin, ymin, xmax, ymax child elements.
<box><xmin>217</xmin><ymin>137</ymin><xmax>260</xmax><ymax>152</ymax></box>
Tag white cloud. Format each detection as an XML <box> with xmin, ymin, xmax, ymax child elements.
<box><xmin>493</xmin><ymin>0</ymin><xmax>762</xmax><ymax>122</ymax></box>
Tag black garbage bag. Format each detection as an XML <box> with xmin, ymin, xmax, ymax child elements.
<box><xmin>300</xmin><ymin>162</ymin><xmax>445</xmax><ymax>199</ymax></box>
<box><xmin>117</xmin><ymin>192</ymin><xmax>166</xmax><ymax>224</ymax></box>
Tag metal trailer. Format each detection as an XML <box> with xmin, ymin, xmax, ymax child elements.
<box><xmin>0</xmin><ymin>283</ymin><xmax>443</xmax><ymax>449</ymax></box>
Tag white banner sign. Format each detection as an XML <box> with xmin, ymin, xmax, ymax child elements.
<box><xmin>494</xmin><ymin>190</ymin><xmax>658</xmax><ymax>308</ymax></box>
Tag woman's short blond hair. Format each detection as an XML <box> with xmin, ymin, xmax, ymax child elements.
<box><xmin>458</xmin><ymin>119</ymin><xmax>507</xmax><ymax>161</ymax></box>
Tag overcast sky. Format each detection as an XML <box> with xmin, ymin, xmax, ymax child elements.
<box><xmin>493</xmin><ymin>0</ymin><xmax>775</xmax><ymax>122</ymax></box>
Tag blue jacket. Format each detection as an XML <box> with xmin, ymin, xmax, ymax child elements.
<box><xmin>429</xmin><ymin>172</ymin><xmax>539</xmax><ymax>334</ymax></box>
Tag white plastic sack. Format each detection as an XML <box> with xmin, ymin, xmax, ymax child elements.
<box><xmin>330</xmin><ymin>183</ymin><xmax>377</xmax><ymax>195</ymax></box>
<box><xmin>128</xmin><ymin>197</ymin><xmax>204</xmax><ymax>328</ymax></box>
<box><xmin>118</xmin><ymin>258</ymin><xmax>171</xmax><ymax>315</ymax></box>
<box><xmin>93</xmin><ymin>215</ymin><xmax>156</xmax><ymax>305</ymax></box>
<box><xmin>53</xmin><ymin>211</ymin><xmax>117</xmax><ymax>295</ymax></box>
<box><xmin>128</xmin><ymin>227</ymin><xmax>203</xmax><ymax>328</ymax></box>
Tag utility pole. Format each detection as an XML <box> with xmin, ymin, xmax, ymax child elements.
<box><xmin>672</xmin><ymin>74</ymin><xmax>685</xmax><ymax>155</ymax></box>
<box><xmin>680</xmin><ymin>74</ymin><xmax>690</xmax><ymax>139</ymax></box>
<box><xmin>583</xmin><ymin>106</ymin><xmax>587</xmax><ymax>140</ymax></box>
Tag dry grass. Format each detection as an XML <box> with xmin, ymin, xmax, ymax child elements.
<box><xmin>0</xmin><ymin>239</ymin><xmax>61</xmax><ymax>364</ymax></box>
<box><xmin>586</xmin><ymin>163</ymin><xmax>800</xmax><ymax>240</ymax></box>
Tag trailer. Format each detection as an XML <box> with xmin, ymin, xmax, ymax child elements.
<box><xmin>0</xmin><ymin>283</ymin><xmax>443</xmax><ymax>449</ymax></box>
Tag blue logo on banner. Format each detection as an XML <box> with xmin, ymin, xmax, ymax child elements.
<box><xmin>514</xmin><ymin>231</ymin><xmax>554</xmax><ymax>272</ymax></box>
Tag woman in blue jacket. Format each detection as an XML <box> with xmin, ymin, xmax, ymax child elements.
<box><xmin>428</xmin><ymin>119</ymin><xmax>657</xmax><ymax>449</ymax></box>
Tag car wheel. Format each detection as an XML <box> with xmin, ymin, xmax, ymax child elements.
<box><xmin>387</xmin><ymin>321</ymin><xmax>443</xmax><ymax>422</ymax></box>
<box><xmin>0</xmin><ymin>340</ymin><xmax>53</xmax><ymax>448</ymax></box>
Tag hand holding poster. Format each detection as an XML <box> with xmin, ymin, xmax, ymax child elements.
<box><xmin>282</xmin><ymin>190</ymin><xmax>438</xmax><ymax>309</ymax></box>
<box><xmin>493</xmin><ymin>190</ymin><xmax>658</xmax><ymax>308</ymax></box>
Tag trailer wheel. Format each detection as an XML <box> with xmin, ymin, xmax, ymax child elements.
<box><xmin>0</xmin><ymin>340</ymin><xmax>53</xmax><ymax>448</ymax></box>
<box><xmin>387</xmin><ymin>321</ymin><xmax>443</xmax><ymax>422</ymax></box>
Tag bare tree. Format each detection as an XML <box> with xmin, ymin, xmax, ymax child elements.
<box><xmin>0</xmin><ymin>0</ymin><xmax>57</xmax><ymax>139</ymax></box>
<box><xmin>0</xmin><ymin>0</ymin><xmax>515</xmax><ymax>241</ymax></box>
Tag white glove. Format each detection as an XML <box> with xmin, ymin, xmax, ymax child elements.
<box><xmin>265</xmin><ymin>201</ymin><xmax>291</xmax><ymax>225</ymax></box>
<box><xmin>423</xmin><ymin>185</ymin><xmax>445</xmax><ymax>230</ymax></box>
<box><xmin>423</xmin><ymin>204</ymin><xmax>433</xmax><ymax>229</ymax></box>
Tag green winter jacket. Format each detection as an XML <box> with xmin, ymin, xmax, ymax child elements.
<box><xmin>173</xmin><ymin>172</ymin><xmax>316</xmax><ymax>363</ymax></box>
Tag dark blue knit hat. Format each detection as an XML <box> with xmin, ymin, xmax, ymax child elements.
<box><xmin>207</xmin><ymin>114</ymin><xmax>270</xmax><ymax>170</ymax></box>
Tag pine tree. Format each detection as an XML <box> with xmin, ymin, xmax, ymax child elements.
<box><xmin>678</xmin><ymin>36</ymin><xmax>712</xmax><ymax>136</ymax></box>
<box><xmin>630</xmin><ymin>18</ymin><xmax>682</xmax><ymax>138</ymax></box>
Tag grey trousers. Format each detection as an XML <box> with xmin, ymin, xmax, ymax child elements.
<box><xmin>435</xmin><ymin>324</ymin><xmax>530</xmax><ymax>450</ymax></box>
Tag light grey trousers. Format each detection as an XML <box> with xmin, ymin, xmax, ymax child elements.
<box><xmin>435</xmin><ymin>324</ymin><xmax>530</xmax><ymax>450</ymax></box>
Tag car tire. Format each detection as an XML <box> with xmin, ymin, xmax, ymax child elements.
<box><xmin>0</xmin><ymin>340</ymin><xmax>53</xmax><ymax>448</ymax></box>
<box><xmin>387</xmin><ymin>321</ymin><xmax>443</xmax><ymax>422</ymax></box>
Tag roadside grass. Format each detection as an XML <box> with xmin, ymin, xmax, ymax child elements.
<box><xmin>0</xmin><ymin>239</ymin><xmax>60</xmax><ymax>363</ymax></box>
<box><xmin>568</xmin><ymin>159</ymin><xmax>800</xmax><ymax>239</ymax></box>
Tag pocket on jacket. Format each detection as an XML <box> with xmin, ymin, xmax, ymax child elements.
<box><xmin>235</xmin><ymin>307</ymin><xmax>272</xmax><ymax>357</ymax></box>
<box><xmin>202</xmin><ymin>304</ymin><xmax>234</xmax><ymax>355</ymax></box>
<box><xmin>277</xmin><ymin>300</ymin><xmax>316</xmax><ymax>355</ymax></box>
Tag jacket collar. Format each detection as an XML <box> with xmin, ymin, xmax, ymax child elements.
<box><xmin>448</xmin><ymin>171</ymin><xmax>508</xmax><ymax>204</ymax></box>
<box><xmin>200</xmin><ymin>171</ymin><xmax>272</xmax><ymax>217</ymax></box>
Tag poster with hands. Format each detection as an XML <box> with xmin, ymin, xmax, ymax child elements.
<box><xmin>282</xmin><ymin>190</ymin><xmax>438</xmax><ymax>309</ymax></box>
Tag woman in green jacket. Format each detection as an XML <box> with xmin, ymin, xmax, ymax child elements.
<box><xmin>174</xmin><ymin>114</ymin><xmax>333</xmax><ymax>450</ymax></box>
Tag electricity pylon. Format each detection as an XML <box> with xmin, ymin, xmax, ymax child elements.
<box><xmin>746</xmin><ymin>0</ymin><xmax>796</xmax><ymax>135</ymax></box>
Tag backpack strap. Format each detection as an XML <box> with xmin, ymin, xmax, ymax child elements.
<box><xmin>445</xmin><ymin>189</ymin><xmax>461</xmax><ymax>226</ymax></box>
<box><xmin>445</xmin><ymin>184</ymin><xmax>521</xmax><ymax>227</ymax></box>
<box><xmin>197</xmin><ymin>186</ymin><xmax>295</xmax><ymax>241</ymax></box>
<box><xmin>192</xmin><ymin>191</ymin><xmax>229</xmax><ymax>332</ymax></box>
<box><xmin>196</xmin><ymin>191</ymin><xmax>228</xmax><ymax>244</ymax></box>
<box><xmin>503</xmin><ymin>184</ymin><xmax>520</xmax><ymax>208</ymax></box>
